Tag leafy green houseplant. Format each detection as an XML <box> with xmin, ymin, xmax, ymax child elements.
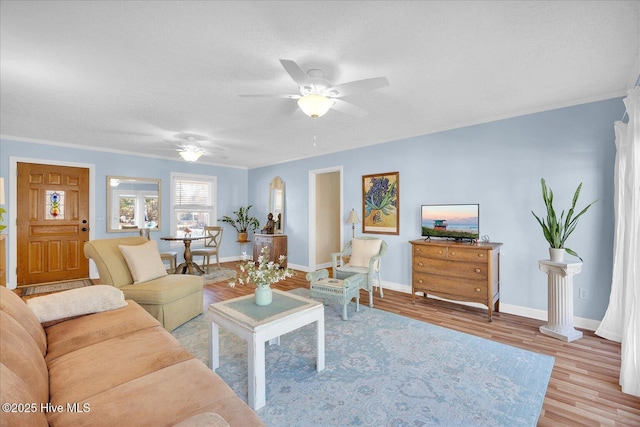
<box><xmin>531</xmin><ymin>178</ymin><xmax>597</xmax><ymax>261</ymax></box>
<box><xmin>220</xmin><ymin>205</ymin><xmax>260</xmax><ymax>242</ymax></box>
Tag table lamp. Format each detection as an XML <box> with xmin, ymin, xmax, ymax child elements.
<box><xmin>346</xmin><ymin>209</ymin><xmax>361</xmax><ymax>239</ymax></box>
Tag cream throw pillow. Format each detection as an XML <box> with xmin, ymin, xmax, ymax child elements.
<box><xmin>27</xmin><ymin>285</ymin><xmax>127</xmax><ymax>323</ymax></box>
<box><xmin>119</xmin><ymin>240</ymin><xmax>168</xmax><ymax>284</ymax></box>
<box><xmin>349</xmin><ymin>239</ymin><xmax>382</xmax><ymax>267</ymax></box>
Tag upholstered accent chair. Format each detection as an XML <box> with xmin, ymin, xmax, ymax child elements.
<box><xmin>192</xmin><ymin>226</ymin><xmax>224</xmax><ymax>272</ymax></box>
<box><xmin>331</xmin><ymin>237</ymin><xmax>388</xmax><ymax>305</ymax></box>
<box><xmin>84</xmin><ymin>236</ymin><xmax>203</xmax><ymax>331</ymax></box>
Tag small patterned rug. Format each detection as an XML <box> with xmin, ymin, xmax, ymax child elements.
<box><xmin>22</xmin><ymin>279</ymin><xmax>92</xmax><ymax>296</ymax></box>
<box><xmin>201</xmin><ymin>267</ymin><xmax>236</xmax><ymax>285</ymax></box>
<box><xmin>172</xmin><ymin>288</ymin><xmax>554</xmax><ymax>427</ymax></box>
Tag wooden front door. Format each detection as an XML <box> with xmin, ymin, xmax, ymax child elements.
<box><xmin>17</xmin><ymin>163</ymin><xmax>90</xmax><ymax>286</ymax></box>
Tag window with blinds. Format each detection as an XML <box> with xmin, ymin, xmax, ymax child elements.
<box><xmin>171</xmin><ymin>173</ymin><xmax>217</xmax><ymax>236</ymax></box>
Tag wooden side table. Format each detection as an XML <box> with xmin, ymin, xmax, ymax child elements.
<box><xmin>538</xmin><ymin>260</ymin><xmax>583</xmax><ymax>342</ymax></box>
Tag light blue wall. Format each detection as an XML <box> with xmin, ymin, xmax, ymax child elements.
<box><xmin>0</xmin><ymin>97</ymin><xmax>624</xmax><ymax>321</ymax></box>
<box><xmin>0</xmin><ymin>139</ymin><xmax>249</xmax><ymax>258</ymax></box>
<box><xmin>249</xmin><ymin>98</ymin><xmax>624</xmax><ymax>321</ymax></box>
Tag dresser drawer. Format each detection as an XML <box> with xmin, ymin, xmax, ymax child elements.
<box><xmin>413</xmin><ymin>245</ymin><xmax>447</xmax><ymax>259</ymax></box>
<box><xmin>413</xmin><ymin>273</ymin><xmax>488</xmax><ymax>302</ymax></box>
<box><xmin>447</xmin><ymin>247</ymin><xmax>490</xmax><ymax>262</ymax></box>
<box><xmin>413</xmin><ymin>258</ymin><xmax>487</xmax><ymax>280</ymax></box>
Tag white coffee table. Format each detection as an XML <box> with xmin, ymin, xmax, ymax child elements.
<box><xmin>208</xmin><ymin>289</ymin><xmax>325</xmax><ymax>410</ymax></box>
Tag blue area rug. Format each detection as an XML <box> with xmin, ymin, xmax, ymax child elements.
<box><xmin>172</xmin><ymin>289</ymin><xmax>554</xmax><ymax>426</ymax></box>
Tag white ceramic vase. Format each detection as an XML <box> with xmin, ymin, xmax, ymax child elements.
<box><xmin>549</xmin><ymin>248</ymin><xmax>565</xmax><ymax>263</ymax></box>
<box><xmin>254</xmin><ymin>285</ymin><xmax>273</xmax><ymax>306</ymax></box>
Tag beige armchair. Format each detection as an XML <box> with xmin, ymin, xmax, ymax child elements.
<box><xmin>331</xmin><ymin>237</ymin><xmax>387</xmax><ymax>307</ymax></box>
<box><xmin>192</xmin><ymin>226</ymin><xmax>224</xmax><ymax>272</ymax></box>
<box><xmin>84</xmin><ymin>236</ymin><xmax>203</xmax><ymax>331</ymax></box>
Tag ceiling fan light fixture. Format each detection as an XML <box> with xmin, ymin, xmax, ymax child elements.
<box><xmin>179</xmin><ymin>145</ymin><xmax>204</xmax><ymax>162</ymax></box>
<box><xmin>297</xmin><ymin>94</ymin><xmax>334</xmax><ymax>118</ymax></box>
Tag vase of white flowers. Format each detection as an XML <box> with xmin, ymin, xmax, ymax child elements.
<box><xmin>229</xmin><ymin>246</ymin><xmax>294</xmax><ymax>306</ymax></box>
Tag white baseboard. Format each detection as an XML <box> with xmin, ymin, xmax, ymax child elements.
<box><xmin>378</xmin><ymin>280</ymin><xmax>600</xmax><ymax>332</ymax></box>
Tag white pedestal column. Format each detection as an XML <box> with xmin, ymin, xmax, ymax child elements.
<box><xmin>538</xmin><ymin>260</ymin><xmax>583</xmax><ymax>342</ymax></box>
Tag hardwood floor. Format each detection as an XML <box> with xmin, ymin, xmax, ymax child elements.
<box><xmin>205</xmin><ymin>262</ymin><xmax>640</xmax><ymax>427</ymax></box>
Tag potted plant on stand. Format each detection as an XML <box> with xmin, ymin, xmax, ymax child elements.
<box><xmin>531</xmin><ymin>178</ymin><xmax>597</xmax><ymax>262</ymax></box>
<box><xmin>220</xmin><ymin>205</ymin><xmax>260</xmax><ymax>242</ymax></box>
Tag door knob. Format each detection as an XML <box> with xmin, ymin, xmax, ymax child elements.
<box><xmin>82</xmin><ymin>227</ymin><xmax>88</xmax><ymax>232</ymax></box>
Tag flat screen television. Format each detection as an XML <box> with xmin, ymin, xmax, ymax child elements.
<box><xmin>421</xmin><ymin>204</ymin><xmax>479</xmax><ymax>241</ymax></box>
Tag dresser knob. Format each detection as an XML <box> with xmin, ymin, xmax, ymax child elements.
<box><xmin>475</xmin><ymin>287</ymin><xmax>481</xmax><ymax>292</ymax></box>
<box><xmin>478</xmin><ymin>253</ymin><xmax>484</xmax><ymax>257</ymax></box>
<box><xmin>418</xmin><ymin>279</ymin><xmax>423</xmax><ymax>284</ymax></box>
<box><xmin>475</xmin><ymin>268</ymin><xmax>481</xmax><ymax>273</ymax></box>
<box><xmin>450</xmin><ymin>251</ymin><xmax>456</xmax><ymax>256</ymax></box>
<box><xmin>416</xmin><ymin>248</ymin><xmax>421</xmax><ymax>252</ymax></box>
<box><xmin>438</xmin><ymin>250</ymin><xmax>443</xmax><ymax>254</ymax></box>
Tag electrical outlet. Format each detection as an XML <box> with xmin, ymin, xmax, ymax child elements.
<box><xmin>579</xmin><ymin>288</ymin><xmax>589</xmax><ymax>300</ymax></box>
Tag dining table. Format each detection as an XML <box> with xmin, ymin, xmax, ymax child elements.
<box><xmin>160</xmin><ymin>234</ymin><xmax>207</xmax><ymax>275</ymax></box>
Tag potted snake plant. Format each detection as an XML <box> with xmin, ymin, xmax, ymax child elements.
<box><xmin>531</xmin><ymin>178</ymin><xmax>597</xmax><ymax>262</ymax></box>
<box><xmin>220</xmin><ymin>205</ymin><xmax>260</xmax><ymax>242</ymax></box>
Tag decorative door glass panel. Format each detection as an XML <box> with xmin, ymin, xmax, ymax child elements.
<box><xmin>45</xmin><ymin>190</ymin><xmax>65</xmax><ymax>220</ymax></box>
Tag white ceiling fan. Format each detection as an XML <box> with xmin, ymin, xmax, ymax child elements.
<box><xmin>240</xmin><ymin>59</ymin><xmax>389</xmax><ymax>118</ymax></box>
<box><xmin>160</xmin><ymin>135</ymin><xmax>219</xmax><ymax>162</ymax></box>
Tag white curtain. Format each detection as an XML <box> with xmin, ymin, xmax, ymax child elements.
<box><xmin>596</xmin><ymin>86</ymin><xmax>640</xmax><ymax>397</ymax></box>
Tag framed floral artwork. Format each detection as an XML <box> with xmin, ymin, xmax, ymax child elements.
<box><xmin>362</xmin><ymin>171</ymin><xmax>399</xmax><ymax>235</ymax></box>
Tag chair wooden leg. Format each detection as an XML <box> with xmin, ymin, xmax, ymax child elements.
<box><xmin>377</xmin><ymin>272</ymin><xmax>384</xmax><ymax>298</ymax></box>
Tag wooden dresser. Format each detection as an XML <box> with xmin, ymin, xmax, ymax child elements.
<box><xmin>253</xmin><ymin>234</ymin><xmax>288</xmax><ymax>268</ymax></box>
<box><xmin>410</xmin><ymin>240</ymin><xmax>502</xmax><ymax>321</ymax></box>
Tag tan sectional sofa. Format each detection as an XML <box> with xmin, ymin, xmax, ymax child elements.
<box><xmin>84</xmin><ymin>236</ymin><xmax>202</xmax><ymax>331</ymax></box>
<box><xmin>0</xmin><ymin>285</ymin><xmax>265</xmax><ymax>427</ymax></box>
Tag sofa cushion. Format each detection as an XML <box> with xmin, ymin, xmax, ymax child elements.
<box><xmin>0</xmin><ymin>311</ymin><xmax>49</xmax><ymax>406</ymax></box>
<box><xmin>46</xmin><ymin>359</ymin><xmax>265</xmax><ymax>427</ymax></box>
<box><xmin>0</xmin><ymin>286</ymin><xmax>47</xmax><ymax>356</ymax></box>
<box><xmin>0</xmin><ymin>363</ymin><xmax>48</xmax><ymax>427</ymax></box>
<box><xmin>120</xmin><ymin>274</ymin><xmax>203</xmax><ymax>305</ymax></box>
<box><xmin>171</xmin><ymin>412</ymin><xmax>230</xmax><ymax>427</ymax></box>
<box><xmin>349</xmin><ymin>238</ymin><xmax>382</xmax><ymax>267</ymax></box>
<box><xmin>45</xmin><ymin>300</ymin><xmax>160</xmax><ymax>363</ymax></box>
<box><xmin>119</xmin><ymin>240</ymin><xmax>168</xmax><ymax>284</ymax></box>
<box><xmin>47</xmin><ymin>325</ymin><xmax>193</xmax><ymax>405</ymax></box>
<box><xmin>26</xmin><ymin>285</ymin><xmax>127</xmax><ymax>323</ymax></box>
<box><xmin>83</xmin><ymin>237</ymin><xmax>149</xmax><ymax>288</ymax></box>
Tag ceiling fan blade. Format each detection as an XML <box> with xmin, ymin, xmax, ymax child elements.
<box><xmin>331</xmin><ymin>99</ymin><xmax>368</xmax><ymax>117</ymax></box>
<box><xmin>279</xmin><ymin>59</ymin><xmax>309</xmax><ymax>86</ymax></box>
<box><xmin>239</xmin><ymin>94</ymin><xmax>298</xmax><ymax>99</ymax></box>
<box><xmin>327</xmin><ymin>77</ymin><xmax>389</xmax><ymax>98</ymax></box>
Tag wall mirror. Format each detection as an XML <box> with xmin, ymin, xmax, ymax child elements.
<box><xmin>107</xmin><ymin>176</ymin><xmax>161</xmax><ymax>232</ymax></box>
<box><xmin>269</xmin><ymin>176</ymin><xmax>285</xmax><ymax>234</ymax></box>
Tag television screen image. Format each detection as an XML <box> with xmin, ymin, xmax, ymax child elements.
<box><xmin>421</xmin><ymin>204</ymin><xmax>479</xmax><ymax>241</ymax></box>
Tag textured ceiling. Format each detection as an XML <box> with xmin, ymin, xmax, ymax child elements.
<box><xmin>1</xmin><ymin>1</ymin><xmax>638</xmax><ymax>168</ymax></box>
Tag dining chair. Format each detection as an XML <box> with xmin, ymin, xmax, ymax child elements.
<box><xmin>192</xmin><ymin>226</ymin><xmax>223</xmax><ymax>272</ymax></box>
<box><xmin>139</xmin><ymin>229</ymin><xmax>177</xmax><ymax>272</ymax></box>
